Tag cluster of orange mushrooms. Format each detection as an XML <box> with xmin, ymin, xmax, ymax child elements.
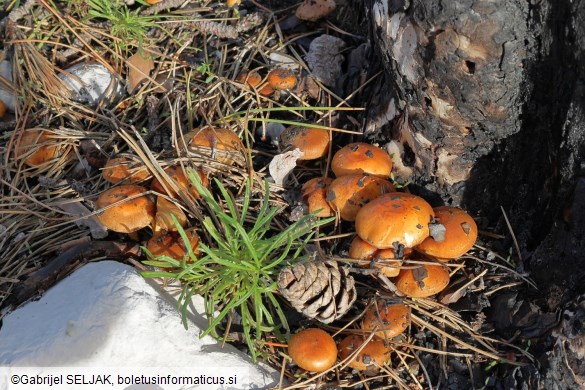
<box><xmin>283</xmin><ymin>140</ymin><xmax>479</xmax><ymax>373</ymax></box>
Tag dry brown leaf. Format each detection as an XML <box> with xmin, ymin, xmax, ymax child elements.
<box><xmin>127</xmin><ymin>52</ymin><xmax>155</xmax><ymax>94</ymax></box>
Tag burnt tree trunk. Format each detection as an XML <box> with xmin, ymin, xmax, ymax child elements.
<box><xmin>355</xmin><ymin>0</ymin><xmax>585</xmax><ymax>387</ymax></box>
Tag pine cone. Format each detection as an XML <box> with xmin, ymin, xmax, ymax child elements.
<box><xmin>278</xmin><ymin>260</ymin><xmax>357</xmax><ymax>324</ymax></box>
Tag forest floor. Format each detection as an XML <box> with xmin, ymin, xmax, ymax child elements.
<box><xmin>0</xmin><ymin>1</ymin><xmax>567</xmax><ymax>389</ymax></box>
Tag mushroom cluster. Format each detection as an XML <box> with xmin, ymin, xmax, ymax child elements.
<box><xmin>94</xmin><ymin>126</ymin><xmax>245</xmax><ymax>267</ymax></box>
<box><xmin>236</xmin><ymin>67</ymin><xmax>298</xmax><ymax>98</ymax></box>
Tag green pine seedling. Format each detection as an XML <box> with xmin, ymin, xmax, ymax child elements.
<box><xmin>142</xmin><ymin>170</ymin><xmax>333</xmax><ymax>360</ymax></box>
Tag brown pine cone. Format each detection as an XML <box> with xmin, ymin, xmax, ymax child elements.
<box><xmin>278</xmin><ymin>260</ymin><xmax>357</xmax><ymax>324</ymax></box>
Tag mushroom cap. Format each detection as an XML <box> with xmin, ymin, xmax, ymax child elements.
<box><xmin>361</xmin><ymin>301</ymin><xmax>411</xmax><ymax>340</ymax></box>
<box><xmin>0</xmin><ymin>100</ymin><xmax>6</xmax><ymax>119</ymax></box>
<box><xmin>151</xmin><ymin>166</ymin><xmax>208</xmax><ymax>199</ymax></box>
<box><xmin>355</xmin><ymin>192</ymin><xmax>434</xmax><ymax>249</ymax></box>
<box><xmin>374</xmin><ymin>248</ymin><xmax>405</xmax><ymax>277</ymax></box>
<box><xmin>267</xmin><ymin>68</ymin><xmax>297</xmax><ymax>90</ymax></box>
<box><xmin>15</xmin><ymin>128</ymin><xmax>62</xmax><ymax>167</ymax></box>
<box><xmin>326</xmin><ymin>174</ymin><xmax>395</xmax><ymax>221</ymax></box>
<box><xmin>295</xmin><ymin>0</ymin><xmax>336</xmax><ymax>22</ymax></box>
<box><xmin>331</xmin><ymin>143</ymin><xmax>393</xmax><ymax>178</ymax></box>
<box><xmin>102</xmin><ymin>156</ymin><xmax>150</xmax><ymax>184</ymax></box>
<box><xmin>348</xmin><ymin>235</ymin><xmax>379</xmax><ymax>263</ymax></box>
<box><xmin>395</xmin><ymin>263</ymin><xmax>450</xmax><ymax>298</ymax></box>
<box><xmin>236</xmin><ymin>70</ymin><xmax>262</xmax><ymax>87</ymax></box>
<box><xmin>279</xmin><ymin>126</ymin><xmax>330</xmax><ymax>160</ymax></box>
<box><xmin>154</xmin><ymin>196</ymin><xmax>188</xmax><ymax>233</ymax></box>
<box><xmin>188</xmin><ymin>127</ymin><xmax>245</xmax><ymax>165</ymax></box>
<box><xmin>302</xmin><ymin>177</ymin><xmax>334</xmax><ymax>217</ymax></box>
<box><xmin>288</xmin><ymin>328</ymin><xmax>337</xmax><ymax>372</ymax></box>
<box><xmin>415</xmin><ymin>206</ymin><xmax>478</xmax><ymax>260</ymax></box>
<box><xmin>96</xmin><ymin>185</ymin><xmax>155</xmax><ymax>233</ymax></box>
<box><xmin>146</xmin><ymin>228</ymin><xmax>200</xmax><ymax>262</ymax></box>
<box><xmin>337</xmin><ymin>335</ymin><xmax>391</xmax><ymax>371</ymax></box>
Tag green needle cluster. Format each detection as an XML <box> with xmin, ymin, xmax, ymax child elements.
<box><xmin>142</xmin><ymin>169</ymin><xmax>333</xmax><ymax>360</ymax></box>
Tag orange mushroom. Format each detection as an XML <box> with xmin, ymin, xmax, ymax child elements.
<box><xmin>151</xmin><ymin>166</ymin><xmax>208</xmax><ymax>199</ymax></box>
<box><xmin>395</xmin><ymin>263</ymin><xmax>450</xmax><ymax>298</ymax></box>
<box><xmin>153</xmin><ymin>196</ymin><xmax>188</xmax><ymax>233</ymax></box>
<box><xmin>331</xmin><ymin>143</ymin><xmax>393</xmax><ymax>178</ymax></box>
<box><xmin>0</xmin><ymin>100</ymin><xmax>6</xmax><ymax>119</ymax></box>
<box><xmin>267</xmin><ymin>68</ymin><xmax>297</xmax><ymax>90</ymax></box>
<box><xmin>102</xmin><ymin>156</ymin><xmax>150</xmax><ymax>184</ymax></box>
<box><xmin>236</xmin><ymin>70</ymin><xmax>274</xmax><ymax>96</ymax></box>
<box><xmin>95</xmin><ymin>185</ymin><xmax>155</xmax><ymax>233</ymax></box>
<box><xmin>326</xmin><ymin>174</ymin><xmax>395</xmax><ymax>221</ymax></box>
<box><xmin>337</xmin><ymin>335</ymin><xmax>391</xmax><ymax>372</ymax></box>
<box><xmin>361</xmin><ymin>300</ymin><xmax>411</xmax><ymax>340</ymax></box>
<box><xmin>355</xmin><ymin>192</ymin><xmax>434</xmax><ymax>249</ymax></box>
<box><xmin>415</xmin><ymin>206</ymin><xmax>478</xmax><ymax>260</ymax></box>
<box><xmin>279</xmin><ymin>126</ymin><xmax>330</xmax><ymax>160</ymax></box>
<box><xmin>188</xmin><ymin>127</ymin><xmax>245</xmax><ymax>165</ymax></box>
<box><xmin>348</xmin><ymin>236</ymin><xmax>410</xmax><ymax>277</ymax></box>
<box><xmin>301</xmin><ymin>177</ymin><xmax>334</xmax><ymax>217</ymax></box>
<box><xmin>146</xmin><ymin>228</ymin><xmax>201</xmax><ymax>261</ymax></box>
<box><xmin>15</xmin><ymin>128</ymin><xmax>63</xmax><ymax>167</ymax></box>
<box><xmin>296</xmin><ymin>0</ymin><xmax>336</xmax><ymax>22</ymax></box>
<box><xmin>288</xmin><ymin>328</ymin><xmax>337</xmax><ymax>372</ymax></box>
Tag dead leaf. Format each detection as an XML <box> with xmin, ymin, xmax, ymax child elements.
<box><xmin>127</xmin><ymin>52</ymin><xmax>155</xmax><ymax>94</ymax></box>
<box><xmin>57</xmin><ymin>201</ymin><xmax>108</xmax><ymax>239</ymax></box>
<box><xmin>269</xmin><ymin>149</ymin><xmax>304</xmax><ymax>186</ymax></box>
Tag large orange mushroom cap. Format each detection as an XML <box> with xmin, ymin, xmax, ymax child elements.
<box><xmin>395</xmin><ymin>263</ymin><xmax>450</xmax><ymax>298</ymax></box>
<box><xmin>355</xmin><ymin>192</ymin><xmax>434</xmax><ymax>249</ymax></box>
<box><xmin>288</xmin><ymin>328</ymin><xmax>337</xmax><ymax>372</ymax></box>
<box><xmin>279</xmin><ymin>126</ymin><xmax>330</xmax><ymax>160</ymax></box>
<box><xmin>415</xmin><ymin>206</ymin><xmax>478</xmax><ymax>260</ymax></box>
<box><xmin>295</xmin><ymin>0</ymin><xmax>336</xmax><ymax>22</ymax></box>
<box><xmin>337</xmin><ymin>335</ymin><xmax>391</xmax><ymax>372</ymax></box>
<box><xmin>361</xmin><ymin>300</ymin><xmax>411</xmax><ymax>340</ymax></box>
<box><xmin>331</xmin><ymin>143</ymin><xmax>393</xmax><ymax>178</ymax></box>
<box><xmin>326</xmin><ymin>174</ymin><xmax>395</xmax><ymax>221</ymax></box>
<box><xmin>96</xmin><ymin>185</ymin><xmax>155</xmax><ymax>233</ymax></box>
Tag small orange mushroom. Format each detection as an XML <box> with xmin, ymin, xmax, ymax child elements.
<box><xmin>326</xmin><ymin>174</ymin><xmax>395</xmax><ymax>221</ymax></box>
<box><xmin>288</xmin><ymin>328</ymin><xmax>337</xmax><ymax>372</ymax></box>
<box><xmin>395</xmin><ymin>263</ymin><xmax>450</xmax><ymax>298</ymax></box>
<box><xmin>267</xmin><ymin>68</ymin><xmax>297</xmax><ymax>90</ymax></box>
<box><xmin>153</xmin><ymin>196</ymin><xmax>188</xmax><ymax>233</ymax></box>
<box><xmin>415</xmin><ymin>206</ymin><xmax>478</xmax><ymax>260</ymax></box>
<box><xmin>102</xmin><ymin>156</ymin><xmax>150</xmax><ymax>184</ymax></box>
<box><xmin>236</xmin><ymin>70</ymin><xmax>274</xmax><ymax>96</ymax></box>
<box><xmin>188</xmin><ymin>127</ymin><xmax>245</xmax><ymax>165</ymax></box>
<box><xmin>151</xmin><ymin>166</ymin><xmax>208</xmax><ymax>199</ymax></box>
<box><xmin>348</xmin><ymin>236</ymin><xmax>410</xmax><ymax>277</ymax></box>
<box><xmin>337</xmin><ymin>335</ymin><xmax>391</xmax><ymax>372</ymax></box>
<box><xmin>279</xmin><ymin>126</ymin><xmax>330</xmax><ymax>160</ymax></box>
<box><xmin>296</xmin><ymin>0</ymin><xmax>336</xmax><ymax>22</ymax></box>
<box><xmin>331</xmin><ymin>142</ymin><xmax>393</xmax><ymax>178</ymax></box>
<box><xmin>361</xmin><ymin>300</ymin><xmax>411</xmax><ymax>340</ymax></box>
<box><xmin>96</xmin><ymin>185</ymin><xmax>155</xmax><ymax>233</ymax></box>
<box><xmin>301</xmin><ymin>177</ymin><xmax>334</xmax><ymax>217</ymax></box>
<box><xmin>355</xmin><ymin>192</ymin><xmax>434</xmax><ymax>249</ymax></box>
<box><xmin>15</xmin><ymin>128</ymin><xmax>63</xmax><ymax>167</ymax></box>
<box><xmin>0</xmin><ymin>100</ymin><xmax>6</xmax><ymax>119</ymax></box>
<box><xmin>146</xmin><ymin>228</ymin><xmax>200</xmax><ymax>261</ymax></box>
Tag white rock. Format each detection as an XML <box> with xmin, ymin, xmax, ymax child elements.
<box><xmin>0</xmin><ymin>261</ymin><xmax>279</xmax><ymax>389</ymax></box>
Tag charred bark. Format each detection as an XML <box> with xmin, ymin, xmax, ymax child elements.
<box><xmin>357</xmin><ymin>0</ymin><xmax>585</xmax><ymax>387</ymax></box>
<box><xmin>358</xmin><ymin>0</ymin><xmax>585</xmax><ymax>273</ymax></box>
